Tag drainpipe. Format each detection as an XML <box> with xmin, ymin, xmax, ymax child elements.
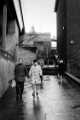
<box><xmin>2</xmin><ymin>5</ymin><xmax>7</xmax><ymax>49</ymax></box>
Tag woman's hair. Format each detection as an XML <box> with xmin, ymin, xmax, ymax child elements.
<box><xmin>33</xmin><ymin>59</ymin><xmax>37</xmax><ymax>63</ymax></box>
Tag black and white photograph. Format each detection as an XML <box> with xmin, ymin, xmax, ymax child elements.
<box><xmin>0</xmin><ymin>0</ymin><xmax>80</xmax><ymax>120</ymax></box>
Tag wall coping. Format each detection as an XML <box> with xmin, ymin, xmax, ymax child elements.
<box><xmin>65</xmin><ymin>72</ymin><xmax>80</xmax><ymax>84</ymax></box>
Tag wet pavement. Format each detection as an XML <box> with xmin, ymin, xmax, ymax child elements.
<box><xmin>0</xmin><ymin>75</ymin><xmax>80</xmax><ymax>120</ymax></box>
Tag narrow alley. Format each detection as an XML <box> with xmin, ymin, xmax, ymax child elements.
<box><xmin>1</xmin><ymin>0</ymin><xmax>80</xmax><ymax>120</ymax></box>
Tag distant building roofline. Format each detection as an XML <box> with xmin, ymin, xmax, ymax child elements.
<box><xmin>25</xmin><ymin>32</ymin><xmax>51</xmax><ymax>37</ymax></box>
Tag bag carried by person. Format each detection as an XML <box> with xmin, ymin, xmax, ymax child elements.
<box><xmin>9</xmin><ymin>80</ymin><xmax>16</xmax><ymax>88</ymax></box>
<box><xmin>11</xmin><ymin>80</ymin><xmax>16</xmax><ymax>88</ymax></box>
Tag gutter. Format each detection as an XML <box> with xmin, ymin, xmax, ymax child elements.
<box><xmin>19</xmin><ymin>0</ymin><xmax>25</xmax><ymax>32</ymax></box>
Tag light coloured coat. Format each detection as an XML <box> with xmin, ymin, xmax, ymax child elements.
<box><xmin>29</xmin><ymin>64</ymin><xmax>42</xmax><ymax>84</ymax></box>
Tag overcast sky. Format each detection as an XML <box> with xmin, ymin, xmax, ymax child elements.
<box><xmin>21</xmin><ymin>0</ymin><xmax>56</xmax><ymax>38</ymax></box>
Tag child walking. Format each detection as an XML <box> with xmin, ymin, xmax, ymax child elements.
<box><xmin>29</xmin><ymin>59</ymin><xmax>42</xmax><ymax>97</ymax></box>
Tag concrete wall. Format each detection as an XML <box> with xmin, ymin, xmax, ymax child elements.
<box><xmin>6</xmin><ymin>21</ymin><xmax>19</xmax><ymax>52</ymax></box>
<box><xmin>0</xmin><ymin>20</ymin><xmax>19</xmax><ymax>97</ymax></box>
<box><xmin>67</xmin><ymin>0</ymin><xmax>80</xmax><ymax>78</ymax></box>
<box><xmin>0</xmin><ymin>56</ymin><xmax>14</xmax><ymax>97</ymax></box>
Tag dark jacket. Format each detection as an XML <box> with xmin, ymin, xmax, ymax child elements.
<box><xmin>14</xmin><ymin>63</ymin><xmax>27</xmax><ymax>82</ymax></box>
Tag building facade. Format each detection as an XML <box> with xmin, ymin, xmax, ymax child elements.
<box><xmin>20</xmin><ymin>32</ymin><xmax>51</xmax><ymax>64</ymax></box>
<box><xmin>55</xmin><ymin>0</ymin><xmax>80</xmax><ymax>78</ymax></box>
<box><xmin>0</xmin><ymin>0</ymin><xmax>24</xmax><ymax>97</ymax></box>
<box><xmin>55</xmin><ymin>0</ymin><xmax>67</xmax><ymax>70</ymax></box>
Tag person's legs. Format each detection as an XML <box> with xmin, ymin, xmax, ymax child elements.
<box><xmin>57</xmin><ymin>66</ymin><xmax>60</xmax><ymax>79</ymax></box>
<box><xmin>20</xmin><ymin>82</ymin><xmax>24</xmax><ymax>100</ymax></box>
<box><xmin>36</xmin><ymin>83</ymin><xmax>38</xmax><ymax>96</ymax></box>
<box><xmin>58</xmin><ymin>70</ymin><xmax>62</xmax><ymax>85</ymax></box>
<box><xmin>59</xmin><ymin>70</ymin><xmax>63</xmax><ymax>85</ymax></box>
<box><xmin>60</xmin><ymin>74</ymin><xmax>63</xmax><ymax>84</ymax></box>
<box><xmin>40</xmin><ymin>76</ymin><xmax>43</xmax><ymax>88</ymax></box>
<box><xmin>32</xmin><ymin>81</ymin><xmax>36</xmax><ymax>97</ymax></box>
<box><xmin>57</xmin><ymin>67</ymin><xmax>59</xmax><ymax>78</ymax></box>
<box><xmin>16</xmin><ymin>82</ymin><xmax>20</xmax><ymax>101</ymax></box>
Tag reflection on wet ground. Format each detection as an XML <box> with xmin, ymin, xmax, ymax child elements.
<box><xmin>0</xmin><ymin>76</ymin><xmax>80</xmax><ymax>120</ymax></box>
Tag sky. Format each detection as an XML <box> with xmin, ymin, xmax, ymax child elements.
<box><xmin>21</xmin><ymin>0</ymin><xmax>56</xmax><ymax>38</ymax></box>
